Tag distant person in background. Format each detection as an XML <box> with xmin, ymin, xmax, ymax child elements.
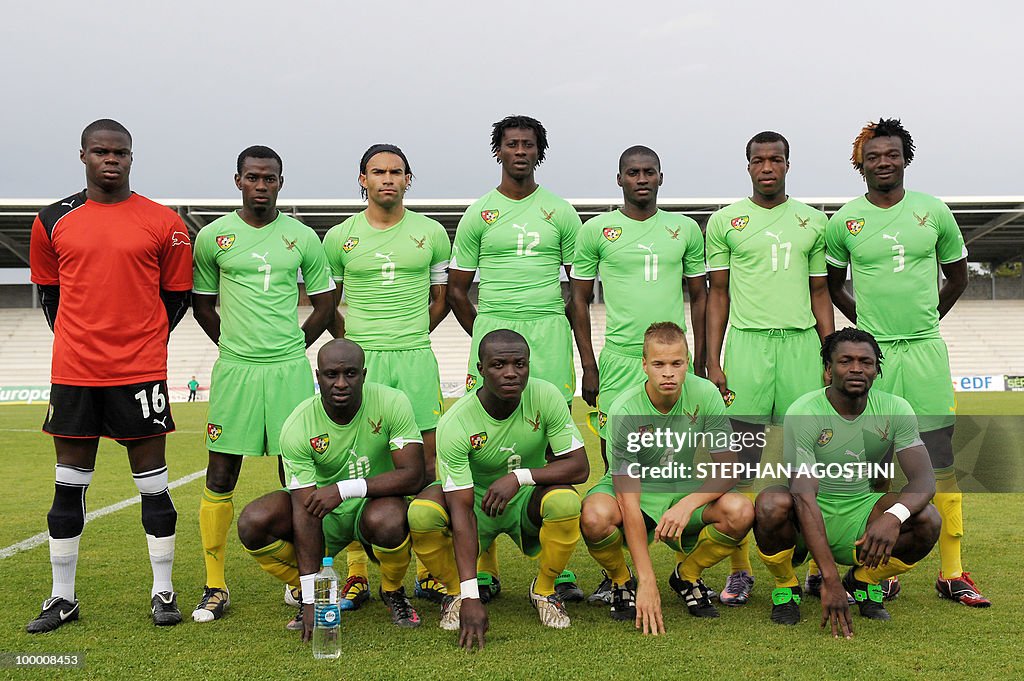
<box><xmin>188</xmin><ymin>376</ymin><xmax>199</xmax><ymax>402</ymax></box>
<box><xmin>825</xmin><ymin>118</ymin><xmax>987</xmax><ymax>607</ymax></box>
<box><xmin>191</xmin><ymin>145</ymin><xmax>335</xmax><ymax>623</ymax></box>
<box><xmin>27</xmin><ymin>118</ymin><xmax>193</xmax><ymax>632</ymax></box>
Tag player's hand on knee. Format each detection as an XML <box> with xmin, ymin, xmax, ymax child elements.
<box><xmin>581</xmin><ymin>367</ymin><xmax>599</xmax><ymax>407</ymax></box>
<box><xmin>481</xmin><ymin>474</ymin><xmax>519</xmax><ymax>517</ymax></box>
<box><xmin>820</xmin><ymin>581</ymin><xmax>853</xmax><ymax>639</ymax></box>
<box><xmin>305</xmin><ymin>485</ymin><xmax>342</xmax><ymax>519</ymax></box>
<box><xmin>459</xmin><ymin>599</ymin><xmax>488</xmax><ymax>651</ymax></box>
<box><xmin>654</xmin><ymin>507</ymin><xmax>692</xmax><ymax>543</ymax></box>
<box><xmin>855</xmin><ymin>514</ymin><xmax>900</xmax><ymax>568</ymax></box>
<box><xmin>635</xmin><ymin>582</ymin><xmax>665</xmax><ymax>636</ymax></box>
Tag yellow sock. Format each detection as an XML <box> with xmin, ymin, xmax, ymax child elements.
<box><xmin>374</xmin><ymin>536</ymin><xmax>413</xmax><ymax>592</ymax></box>
<box><xmin>807</xmin><ymin>558</ymin><xmax>821</xmax><ymax>577</ymax></box>
<box><xmin>934</xmin><ymin>467</ymin><xmax>964</xmax><ymax>578</ymax></box>
<box><xmin>245</xmin><ymin>539</ymin><xmax>299</xmax><ymax>587</ymax></box>
<box><xmin>585</xmin><ymin>528</ymin><xmax>631</xmax><ymax>585</ymax></box>
<box><xmin>534</xmin><ymin>490</ymin><xmax>582</xmax><ymax>596</ymax></box>
<box><xmin>756</xmin><ymin>545</ymin><xmax>799</xmax><ymax>589</ymax></box>
<box><xmin>477</xmin><ymin>540</ymin><xmax>499</xmax><ymax>577</ymax></box>
<box><xmin>854</xmin><ymin>557</ymin><xmax>914</xmax><ymax>584</ymax></box>
<box><xmin>679</xmin><ymin>525</ymin><xmax>740</xmax><ymax>582</ymax></box>
<box><xmin>415</xmin><ymin>556</ymin><xmax>429</xmax><ymax>582</ymax></box>
<box><xmin>407</xmin><ymin>499</ymin><xmax>460</xmax><ymax>592</ymax></box>
<box><xmin>199</xmin><ymin>487</ymin><xmax>234</xmax><ymax>589</ymax></box>
<box><xmin>346</xmin><ymin>541</ymin><xmax>369</xmax><ymax>580</ymax></box>
<box><xmin>729</xmin><ymin>531</ymin><xmax>754</xmax><ymax>573</ymax></box>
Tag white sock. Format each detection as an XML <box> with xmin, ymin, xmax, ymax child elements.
<box><xmin>49</xmin><ymin>536</ymin><xmax>81</xmax><ymax>601</ymax></box>
<box><xmin>147</xmin><ymin>534</ymin><xmax>175</xmax><ymax>596</ymax></box>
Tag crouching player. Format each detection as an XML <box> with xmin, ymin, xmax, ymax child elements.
<box><xmin>580</xmin><ymin>322</ymin><xmax>753</xmax><ymax>633</ymax></box>
<box><xmin>754</xmin><ymin>328</ymin><xmax>940</xmax><ymax>635</ymax></box>
<box><xmin>237</xmin><ymin>339</ymin><xmax>426</xmax><ymax>637</ymax></box>
<box><xmin>408</xmin><ymin>330</ymin><xmax>588</xmax><ymax>649</ymax></box>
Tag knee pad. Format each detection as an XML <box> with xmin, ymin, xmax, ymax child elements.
<box><xmin>540</xmin><ymin>489</ymin><xmax>581</xmax><ymax>522</ymax></box>
<box><xmin>136</xmin><ymin>466</ymin><xmax>177</xmax><ymax>537</ymax></box>
<box><xmin>48</xmin><ymin>464</ymin><xmax>94</xmax><ymax>539</ymax></box>
<box><xmin>407</xmin><ymin>498</ymin><xmax>449</xmax><ymax>533</ymax></box>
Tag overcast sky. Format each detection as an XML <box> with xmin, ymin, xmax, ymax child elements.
<box><xmin>2</xmin><ymin>1</ymin><xmax>1020</xmax><ymax>201</ymax></box>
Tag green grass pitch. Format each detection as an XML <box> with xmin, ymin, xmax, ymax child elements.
<box><xmin>0</xmin><ymin>395</ymin><xmax>1021</xmax><ymax>680</ymax></box>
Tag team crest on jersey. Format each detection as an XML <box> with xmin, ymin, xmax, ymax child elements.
<box><xmin>722</xmin><ymin>390</ymin><xmax>736</xmax><ymax>408</ymax></box>
<box><xmin>796</xmin><ymin>215</ymin><xmax>810</xmax><ymax>229</ymax></box>
<box><xmin>481</xmin><ymin>209</ymin><xmax>500</xmax><ymax>225</ymax></box>
<box><xmin>598</xmin><ymin>412</ymin><xmax>608</xmax><ymax>429</ymax></box>
<box><xmin>683</xmin><ymin>405</ymin><xmax>700</xmax><ymax>425</ymax></box>
<box><xmin>666</xmin><ymin>226</ymin><xmax>681</xmax><ymax>240</ymax></box>
<box><xmin>874</xmin><ymin>420</ymin><xmax>891</xmax><ymax>442</ymax></box>
<box><xmin>216</xmin><ymin>234</ymin><xmax>236</xmax><ymax>251</ymax></box>
<box><xmin>541</xmin><ymin>208</ymin><xmax>556</xmax><ymax>224</ymax></box>
<box><xmin>603</xmin><ymin>227</ymin><xmax>622</xmax><ymax>242</ymax></box>
<box><xmin>368</xmin><ymin>417</ymin><xmax>383</xmax><ymax>434</ymax></box>
<box><xmin>470</xmin><ymin>432</ymin><xmax>488</xmax><ymax>450</ymax></box>
<box><xmin>731</xmin><ymin>216</ymin><xmax>749</xmax><ymax>230</ymax></box>
<box><xmin>310</xmin><ymin>434</ymin><xmax>330</xmax><ymax>453</ymax></box>
<box><xmin>465</xmin><ymin>374</ymin><xmax>477</xmax><ymax>391</ymax></box>
<box><xmin>207</xmin><ymin>423</ymin><xmax>223</xmax><ymax>442</ymax></box>
<box><xmin>410</xmin><ymin>235</ymin><xmax>426</xmax><ymax>249</ymax></box>
<box><xmin>914</xmin><ymin>212</ymin><xmax>930</xmax><ymax>227</ymax></box>
<box><xmin>637</xmin><ymin>423</ymin><xmax>654</xmax><ymax>434</ymax></box>
<box><xmin>282</xmin><ymin>236</ymin><xmax>297</xmax><ymax>251</ymax></box>
<box><xmin>846</xmin><ymin>219</ymin><xmax>864</xmax><ymax>236</ymax></box>
<box><xmin>342</xmin><ymin>237</ymin><xmax>359</xmax><ymax>252</ymax></box>
<box><xmin>817</xmin><ymin>428</ymin><xmax>834</xmax><ymax>446</ymax></box>
<box><xmin>526</xmin><ymin>410</ymin><xmax>541</xmax><ymax>432</ymax></box>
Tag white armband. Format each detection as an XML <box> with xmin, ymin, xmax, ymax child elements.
<box><xmin>460</xmin><ymin>579</ymin><xmax>480</xmax><ymax>600</ymax></box>
<box><xmin>512</xmin><ymin>468</ymin><xmax>535</xmax><ymax>487</ymax></box>
<box><xmin>336</xmin><ymin>478</ymin><xmax>367</xmax><ymax>500</ymax></box>
<box><xmin>300</xmin><ymin>573</ymin><xmax>317</xmax><ymax>604</ymax></box>
<box><xmin>884</xmin><ymin>502</ymin><xmax>911</xmax><ymax>524</ymax></box>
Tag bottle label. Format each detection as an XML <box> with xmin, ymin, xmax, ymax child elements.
<box><xmin>316</xmin><ymin>604</ymin><xmax>340</xmax><ymax>628</ymax></box>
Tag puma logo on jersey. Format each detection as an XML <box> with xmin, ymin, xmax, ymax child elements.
<box><xmin>61</xmin><ymin>199</ymin><xmax>76</xmax><ymax>209</ymax></box>
<box><xmin>914</xmin><ymin>212</ymin><xmax>929</xmax><ymax>227</ymax></box>
<box><xmin>282</xmin><ymin>236</ymin><xmax>297</xmax><ymax>250</ymax></box>
<box><xmin>375</xmin><ymin>252</ymin><xmax>394</xmax><ymax>263</ymax></box>
<box><xmin>683</xmin><ymin>404</ymin><xmax>700</xmax><ymax>425</ymax></box>
<box><xmin>411</xmin><ymin>235</ymin><xmax>426</xmax><ymax>249</ymax></box>
<box><xmin>844</xmin><ymin>449</ymin><xmax>862</xmax><ymax>460</ymax></box>
<box><xmin>665</xmin><ymin>226</ymin><xmax>680</xmax><ymax>240</ymax></box>
<box><xmin>251</xmin><ymin>252</ymin><xmax>269</xmax><ymax>265</ymax></box>
<box><xmin>765</xmin><ymin>230</ymin><xmax>783</xmax><ymax>244</ymax></box>
<box><xmin>526</xmin><ymin>411</ymin><xmax>541</xmax><ymax>432</ymax></box>
<box><xmin>368</xmin><ymin>417</ymin><xmax>382</xmax><ymax>434</ymax></box>
<box><xmin>882</xmin><ymin>233</ymin><xmax>900</xmax><ymax>244</ymax></box>
<box><xmin>152</xmin><ymin>416</ymin><xmax>168</xmax><ymax>427</ymax></box>
<box><xmin>171</xmin><ymin>231</ymin><xmax>190</xmax><ymax>247</ymax></box>
<box><xmin>513</xmin><ymin>223</ymin><xmax>529</xmax><ymax>233</ymax></box>
<box><xmin>541</xmin><ymin>208</ymin><xmax>556</xmax><ymax>224</ymax></box>
<box><xmin>796</xmin><ymin>215</ymin><xmax>809</xmax><ymax>229</ymax></box>
<box><xmin>637</xmin><ymin>242</ymin><xmax>655</xmax><ymax>255</ymax></box>
<box><xmin>499</xmin><ymin>443</ymin><xmax>517</xmax><ymax>455</ymax></box>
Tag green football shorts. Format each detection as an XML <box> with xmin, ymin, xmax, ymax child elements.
<box><xmin>364</xmin><ymin>347</ymin><xmax>443</xmax><ymax>431</ymax></box>
<box><xmin>205</xmin><ymin>356</ymin><xmax>314</xmax><ymax>456</ymax></box>
<box><xmin>466</xmin><ymin>312</ymin><xmax>575</xmax><ymax>402</ymax></box>
<box><xmin>322</xmin><ymin>497</ymin><xmax>372</xmax><ymax>555</ymax></box>
<box><xmin>586</xmin><ymin>474</ymin><xmax>707</xmax><ymax>553</ymax></box>
<box><xmin>793</xmin><ymin>492</ymin><xmax>884</xmax><ymax>567</ymax></box>
<box><xmin>873</xmin><ymin>338</ymin><xmax>955</xmax><ymax>432</ymax></box>
<box><xmin>474</xmin><ymin>485</ymin><xmax>545</xmax><ymax>558</ymax></box>
<box><xmin>723</xmin><ymin>326</ymin><xmax>823</xmax><ymax>425</ymax></box>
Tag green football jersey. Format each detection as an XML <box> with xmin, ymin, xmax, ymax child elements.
<box><xmin>323</xmin><ymin>210</ymin><xmax>450</xmax><ymax>351</ymax></box>
<box><xmin>436</xmin><ymin>378</ymin><xmax>583</xmax><ymax>493</ymax></box>
<box><xmin>572</xmin><ymin>209</ymin><xmax>705</xmax><ymax>354</ymax></box>
<box><xmin>451</xmin><ymin>186</ymin><xmax>582</xmax><ymax>320</ymax></box>
<box><xmin>825</xmin><ymin>191</ymin><xmax>967</xmax><ymax>341</ymax></box>
<box><xmin>193</xmin><ymin>211</ymin><xmax>333</xmax><ymax>363</ymax></box>
<box><xmin>784</xmin><ymin>388</ymin><xmax>921</xmax><ymax>496</ymax></box>
<box><xmin>706</xmin><ymin>198</ymin><xmax>827</xmax><ymax>330</ymax></box>
<box><xmin>607</xmin><ymin>376</ymin><xmax>731</xmax><ymax>494</ymax></box>
<box><xmin>280</xmin><ymin>383</ymin><xmax>422</xmax><ymax>491</ymax></box>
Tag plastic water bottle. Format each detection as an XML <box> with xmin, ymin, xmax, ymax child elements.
<box><xmin>313</xmin><ymin>556</ymin><xmax>340</xmax><ymax>660</ymax></box>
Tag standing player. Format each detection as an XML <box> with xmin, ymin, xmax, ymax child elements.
<box><xmin>323</xmin><ymin>144</ymin><xmax>451</xmax><ymax>607</ymax></box>
<box><xmin>188</xmin><ymin>376</ymin><xmax>199</xmax><ymax>402</ymax></box>
<box><xmin>27</xmin><ymin>119</ymin><xmax>192</xmax><ymax>631</ymax></box>
<box><xmin>580</xmin><ymin>322</ymin><xmax>752</xmax><ymax>630</ymax></box>
<box><xmin>704</xmin><ymin>131</ymin><xmax>834</xmax><ymax>606</ymax></box>
<box><xmin>191</xmin><ymin>145</ymin><xmax>336</xmax><ymax>622</ymax></box>
<box><xmin>408</xmin><ymin>330</ymin><xmax>589</xmax><ymax>649</ymax></box>
<box><xmin>237</xmin><ymin>340</ymin><xmax>425</xmax><ymax>634</ymax></box>
<box><xmin>570</xmin><ymin>145</ymin><xmax>707</xmax><ymax>459</ymax></box>
<box><xmin>447</xmin><ymin>114</ymin><xmax>584</xmax><ymax>600</ymax></box>
<box><xmin>754</xmin><ymin>328</ymin><xmax>940</xmax><ymax>632</ymax></box>
<box><xmin>825</xmin><ymin>119</ymin><xmax>987</xmax><ymax>607</ymax></box>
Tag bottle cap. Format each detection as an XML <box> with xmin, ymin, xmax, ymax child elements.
<box><xmin>322</xmin><ymin>556</ymin><xmax>333</xmax><ymax>567</ymax></box>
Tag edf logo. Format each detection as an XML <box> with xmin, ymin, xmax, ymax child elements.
<box><xmin>957</xmin><ymin>376</ymin><xmax>993</xmax><ymax>391</ymax></box>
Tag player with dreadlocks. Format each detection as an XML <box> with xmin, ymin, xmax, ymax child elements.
<box><xmin>322</xmin><ymin>143</ymin><xmax>451</xmax><ymax>617</ymax></box>
<box><xmin>823</xmin><ymin>119</ymin><xmax>988</xmax><ymax>607</ymax></box>
<box><xmin>447</xmin><ymin>115</ymin><xmax>585</xmax><ymax>603</ymax></box>
<box><xmin>754</xmin><ymin>327</ymin><xmax>940</xmax><ymax>632</ymax></box>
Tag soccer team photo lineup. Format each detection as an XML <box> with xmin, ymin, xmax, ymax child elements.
<box><xmin>9</xmin><ymin>111</ymin><xmax>1017</xmax><ymax>660</ymax></box>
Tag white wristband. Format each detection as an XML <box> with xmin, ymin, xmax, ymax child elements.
<box><xmin>336</xmin><ymin>478</ymin><xmax>368</xmax><ymax>500</ymax></box>
<box><xmin>884</xmin><ymin>502</ymin><xmax>911</xmax><ymax>524</ymax></box>
<box><xmin>300</xmin><ymin>573</ymin><xmax>316</xmax><ymax>604</ymax></box>
<box><xmin>512</xmin><ymin>468</ymin><xmax>535</xmax><ymax>487</ymax></box>
<box><xmin>460</xmin><ymin>579</ymin><xmax>480</xmax><ymax>600</ymax></box>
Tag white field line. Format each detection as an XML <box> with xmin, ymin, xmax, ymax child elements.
<box><xmin>0</xmin><ymin>468</ymin><xmax>207</xmax><ymax>560</ymax></box>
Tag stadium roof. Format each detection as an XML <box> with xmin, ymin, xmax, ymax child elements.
<box><xmin>1</xmin><ymin>196</ymin><xmax>1021</xmax><ymax>269</ymax></box>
